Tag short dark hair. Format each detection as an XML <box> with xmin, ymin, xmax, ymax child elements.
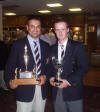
<box><xmin>26</xmin><ymin>16</ymin><xmax>42</xmax><ymax>25</ymax></box>
<box><xmin>54</xmin><ymin>17</ymin><xmax>69</xmax><ymax>28</ymax></box>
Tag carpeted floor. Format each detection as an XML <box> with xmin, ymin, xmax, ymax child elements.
<box><xmin>0</xmin><ymin>86</ymin><xmax>100</xmax><ymax>112</ymax></box>
<box><xmin>83</xmin><ymin>86</ymin><xmax>100</xmax><ymax>112</ymax></box>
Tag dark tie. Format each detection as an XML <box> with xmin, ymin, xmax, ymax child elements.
<box><xmin>61</xmin><ymin>45</ymin><xmax>64</xmax><ymax>59</ymax></box>
<box><xmin>34</xmin><ymin>41</ymin><xmax>41</xmax><ymax>76</ymax></box>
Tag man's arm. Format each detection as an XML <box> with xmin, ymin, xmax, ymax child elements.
<box><xmin>4</xmin><ymin>41</ymin><xmax>18</xmax><ymax>89</ymax></box>
<box><xmin>67</xmin><ymin>43</ymin><xmax>89</xmax><ymax>86</ymax></box>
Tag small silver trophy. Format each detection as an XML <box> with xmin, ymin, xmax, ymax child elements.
<box><xmin>13</xmin><ymin>45</ymin><xmax>39</xmax><ymax>85</ymax></box>
<box><xmin>52</xmin><ymin>56</ymin><xmax>63</xmax><ymax>86</ymax></box>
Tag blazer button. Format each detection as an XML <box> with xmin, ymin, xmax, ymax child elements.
<box><xmin>72</xmin><ymin>70</ymin><xmax>74</xmax><ymax>73</ymax></box>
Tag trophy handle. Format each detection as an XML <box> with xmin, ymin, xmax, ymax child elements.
<box><xmin>15</xmin><ymin>68</ymin><xmax>18</xmax><ymax>79</ymax></box>
<box><xmin>33</xmin><ymin>65</ymin><xmax>38</xmax><ymax>79</ymax></box>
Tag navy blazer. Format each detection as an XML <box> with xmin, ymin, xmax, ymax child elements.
<box><xmin>5</xmin><ymin>37</ymin><xmax>50</xmax><ymax>102</ymax></box>
<box><xmin>0</xmin><ymin>41</ymin><xmax>8</xmax><ymax>70</ymax></box>
<box><xmin>49</xmin><ymin>38</ymin><xmax>88</xmax><ymax>101</ymax></box>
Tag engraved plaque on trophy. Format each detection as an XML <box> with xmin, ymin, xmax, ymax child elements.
<box><xmin>52</xmin><ymin>56</ymin><xmax>63</xmax><ymax>86</ymax></box>
<box><xmin>13</xmin><ymin>45</ymin><xmax>39</xmax><ymax>85</ymax></box>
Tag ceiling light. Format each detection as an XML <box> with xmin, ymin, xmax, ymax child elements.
<box><xmin>4</xmin><ymin>12</ymin><xmax>16</xmax><ymax>16</ymax></box>
<box><xmin>68</xmin><ymin>8</ymin><xmax>82</xmax><ymax>12</ymax></box>
<box><xmin>46</xmin><ymin>3</ymin><xmax>63</xmax><ymax>7</ymax></box>
<box><xmin>38</xmin><ymin>10</ymin><xmax>51</xmax><ymax>13</ymax></box>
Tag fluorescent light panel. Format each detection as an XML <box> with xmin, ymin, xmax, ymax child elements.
<box><xmin>38</xmin><ymin>10</ymin><xmax>51</xmax><ymax>13</ymax></box>
<box><xmin>69</xmin><ymin>8</ymin><xmax>82</xmax><ymax>11</ymax></box>
<box><xmin>4</xmin><ymin>12</ymin><xmax>16</xmax><ymax>16</ymax></box>
<box><xmin>46</xmin><ymin>3</ymin><xmax>63</xmax><ymax>7</ymax></box>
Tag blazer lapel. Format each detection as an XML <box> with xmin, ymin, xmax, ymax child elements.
<box><xmin>24</xmin><ymin>37</ymin><xmax>35</xmax><ymax>64</ymax></box>
<box><xmin>63</xmin><ymin>39</ymin><xmax>73</xmax><ymax>62</ymax></box>
<box><xmin>39</xmin><ymin>39</ymin><xmax>45</xmax><ymax>63</ymax></box>
<box><xmin>53</xmin><ymin>43</ymin><xmax>58</xmax><ymax>59</ymax></box>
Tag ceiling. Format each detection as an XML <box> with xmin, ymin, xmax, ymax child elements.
<box><xmin>0</xmin><ymin>0</ymin><xmax>100</xmax><ymax>16</ymax></box>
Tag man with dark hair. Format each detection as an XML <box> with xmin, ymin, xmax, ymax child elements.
<box><xmin>49</xmin><ymin>17</ymin><xmax>88</xmax><ymax>112</ymax></box>
<box><xmin>5</xmin><ymin>17</ymin><xmax>50</xmax><ymax>112</ymax></box>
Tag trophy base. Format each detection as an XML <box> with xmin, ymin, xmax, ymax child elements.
<box><xmin>13</xmin><ymin>78</ymin><xmax>39</xmax><ymax>85</ymax></box>
<box><xmin>54</xmin><ymin>79</ymin><xmax>62</xmax><ymax>86</ymax></box>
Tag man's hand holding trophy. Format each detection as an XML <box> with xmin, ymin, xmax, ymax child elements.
<box><xmin>50</xmin><ymin>56</ymin><xmax>71</xmax><ymax>88</ymax></box>
<box><xmin>11</xmin><ymin>45</ymin><xmax>40</xmax><ymax>86</ymax></box>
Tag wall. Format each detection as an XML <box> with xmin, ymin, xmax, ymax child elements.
<box><xmin>3</xmin><ymin>14</ymin><xmax>85</xmax><ymax>28</ymax></box>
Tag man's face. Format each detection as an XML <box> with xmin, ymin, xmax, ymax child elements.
<box><xmin>26</xmin><ymin>19</ymin><xmax>41</xmax><ymax>39</ymax></box>
<box><xmin>54</xmin><ymin>22</ymin><xmax>69</xmax><ymax>42</ymax></box>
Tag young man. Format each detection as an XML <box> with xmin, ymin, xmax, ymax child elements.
<box><xmin>5</xmin><ymin>16</ymin><xmax>50</xmax><ymax>112</ymax></box>
<box><xmin>49</xmin><ymin>18</ymin><xmax>88</xmax><ymax>112</ymax></box>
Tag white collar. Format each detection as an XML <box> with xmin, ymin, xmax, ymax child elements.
<box><xmin>58</xmin><ymin>38</ymin><xmax>68</xmax><ymax>49</ymax></box>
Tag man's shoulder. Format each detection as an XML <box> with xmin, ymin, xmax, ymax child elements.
<box><xmin>49</xmin><ymin>43</ymin><xmax>57</xmax><ymax>53</ymax></box>
<box><xmin>68</xmin><ymin>39</ymin><xmax>85</xmax><ymax>54</ymax></box>
<box><xmin>0</xmin><ymin>41</ymin><xmax>5</xmax><ymax>47</ymax></box>
<box><xmin>12</xmin><ymin>37</ymin><xmax>27</xmax><ymax>46</ymax></box>
<box><xmin>69</xmin><ymin>39</ymin><xmax>84</xmax><ymax>47</ymax></box>
<box><xmin>40</xmin><ymin>39</ymin><xmax>50</xmax><ymax>47</ymax></box>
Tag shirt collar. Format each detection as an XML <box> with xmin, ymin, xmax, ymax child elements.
<box><xmin>27</xmin><ymin>34</ymin><xmax>39</xmax><ymax>44</ymax></box>
<box><xmin>58</xmin><ymin>38</ymin><xmax>68</xmax><ymax>48</ymax></box>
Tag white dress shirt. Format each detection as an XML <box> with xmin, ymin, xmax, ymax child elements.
<box><xmin>58</xmin><ymin>38</ymin><xmax>68</xmax><ymax>61</ymax></box>
<box><xmin>58</xmin><ymin>38</ymin><xmax>71</xmax><ymax>86</ymax></box>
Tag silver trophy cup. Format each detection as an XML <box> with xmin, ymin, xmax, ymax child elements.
<box><xmin>52</xmin><ymin>56</ymin><xmax>63</xmax><ymax>86</ymax></box>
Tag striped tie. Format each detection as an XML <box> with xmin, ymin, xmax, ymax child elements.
<box><xmin>61</xmin><ymin>45</ymin><xmax>64</xmax><ymax>59</ymax></box>
<box><xmin>34</xmin><ymin>41</ymin><xmax>41</xmax><ymax>76</ymax></box>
